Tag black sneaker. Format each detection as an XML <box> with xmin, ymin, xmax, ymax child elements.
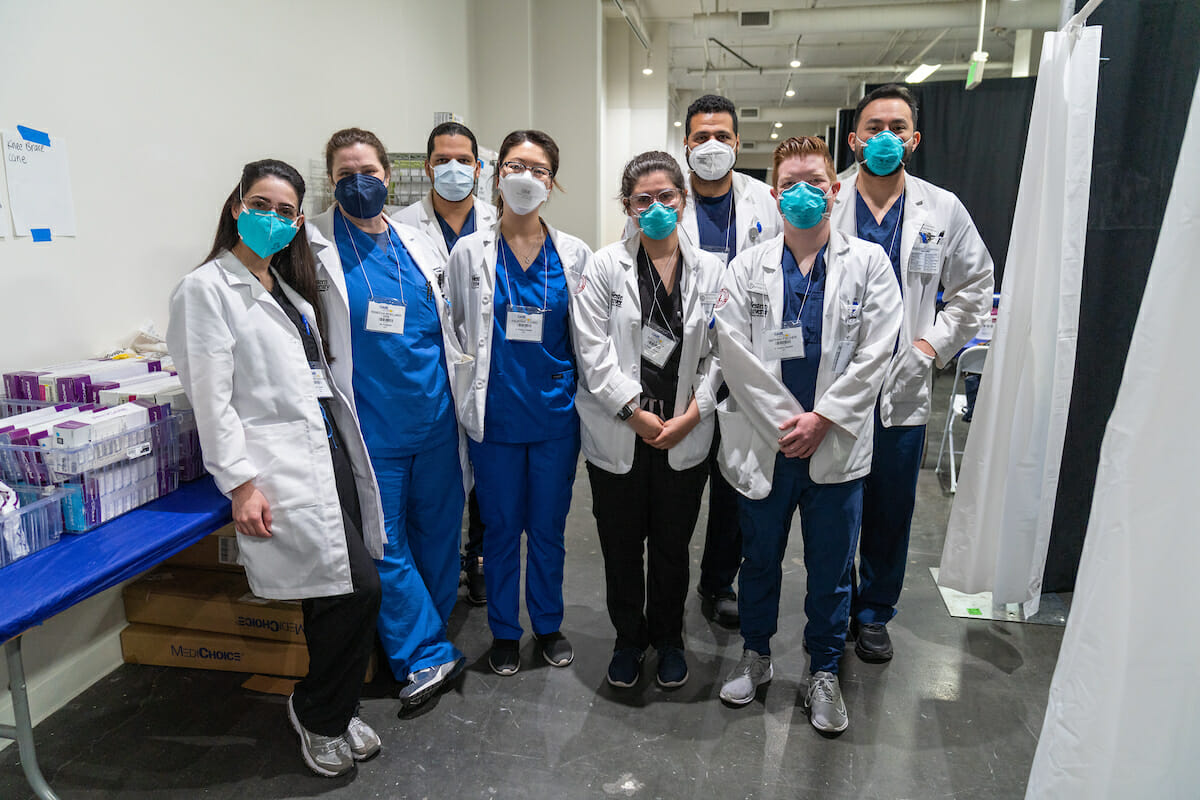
<box><xmin>536</xmin><ymin>631</ymin><xmax>574</xmax><ymax>667</ymax></box>
<box><xmin>463</xmin><ymin>557</ymin><xmax>486</xmax><ymax>605</ymax></box>
<box><xmin>655</xmin><ymin>647</ymin><xmax>689</xmax><ymax>688</ymax></box>
<box><xmin>489</xmin><ymin>638</ymin><xmax>521</xmax><ymax>676</ymax></box>
<box><xmin>850</xmin><ymin>619</ymin><xmax>893</xmax><ymax>663</ymax></box>
<box><xmin>697</xmin><ymin>586</ymin><xmax>739</xmax><ymax>628</ymax></box>
<box><xmin>606</xmin><ymin>647</ymin><xmax>644</xmax><ymax>688</ymax></box>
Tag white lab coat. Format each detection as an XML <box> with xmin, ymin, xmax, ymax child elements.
<box><xmin>167</xmin><ymin>252</ymin><xmax>386</xmax><ymax>600</ymax></box>
<box><xmin>393</xmin><ymin>191</ymin><xmax>499</xmax><ymax>263</ymax></box>
<box><xmin>622</xmin><ymin>170</ymin><xmax>783</xmax><ymax>257</ymax></box>
<box><xmin>830</xmin><ymin>172</ymin><xmax>994</xmax><ymax>427</ymax></box>
<box><xmin>305</xmin><ymin>208</ymin><xmax>473</xmax><ymax>493</ymax></box>
<box><xmin>573</xmin><ymin>234</ymin><xmax>724</xmax><ymax>474</ymax></box>
<box><xmin>712</xmin><ymin>230</ymin><xmax>902</xmax><ymax>499</ymax></box>
<box><xmin>444</xmin><ymin>220</ymin><xmax>594</xmax><ymax>442</ymax></box>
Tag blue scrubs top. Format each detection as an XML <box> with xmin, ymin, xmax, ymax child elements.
<box><xmin>485</xmin><ymin>235</ymin><xmax>576</xmax><ymax>444</ymax></box>
<box><xmin>855</xmin><ymin>191</ymin><xmax>904</xmax><ymax>286</ymax></box>
<box><xmin>780</xmin><ymin>244</ymin><xmax>826</xmax><ymax>413</ymax></box>
<box><xmin>696</xmin><ymin>189</ymin><xmax>737</xmax><ymax>262</ymax></box>
<box><xmin>335</xmin><ymin>211</ymin><xmax>456</xmax><ymax>456</ymax></box>
<box><xmin>436</xmin><ymin>206</ymin><xmax>476</xmax><ymax>254</ymax></box>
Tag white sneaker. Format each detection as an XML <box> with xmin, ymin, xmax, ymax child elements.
<box><xmin>719</xmin><ymin>650</ymin><xmax>773</xmax><ymax>706</ymax></box>
<box><xmin>287</xmin><ymin>694</ymin><xmax>354</xmax><ymax>777</ymax></box>
<box><xmin>805</xmin><ymin>671</ymin><xmax>849</xmax><ymax>734</ymax></box>
<box><xmin>344</xmin><ymin>715</ymin><xmax>381</xmax><ymax>761</ymax></box>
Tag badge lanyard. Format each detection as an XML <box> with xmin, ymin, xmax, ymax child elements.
<box><xmin>499</xmin><ymin>233</ymin><xmax>550</xmax><ymax>343</ymax></box>
<box><xmin>701</xmin><ymin>192</ymin><xmax>736</xmax><ymax>266</ymax></box>
<box><xmin>340</xmin><ymin>212</ymin><xmax>407</xmax><ymax>334</ymax></box>
<box><xmin>885</xmin><ymin>191</ymin><xmax>905</xmax><ymax>268</ymax></box>
<box><xmin>763</xmin><ymin>254</ymin><xmax>817</xmax><ymax>361</ymax></box>
<box><xmin>641</xmin><ymin>246</ymin><xmax>681</xmax><ymax>369</ymax></box>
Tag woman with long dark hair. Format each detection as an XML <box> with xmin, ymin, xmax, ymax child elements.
<box><xmin>445</xmin><ymin>130</ymin><xmax>593</xmax><ymax>676</ymax></box>
<box><xmin>167</xmin><ymin>159</ymin><xmax>384</xmax><ymax>777</ymax></box>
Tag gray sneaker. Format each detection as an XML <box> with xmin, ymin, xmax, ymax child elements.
<box><xmin>287</xmin><ymin>694</ymin><xmax>354</xmax><ymax>777</ymax></box>
<box><xmin>719</xmin><ymin>650</ymin><xmax>773</xmax><ymax>706</ymax></box>
<box><xmin>344</xmin><ymin>716</ymin><xmax>381</xmax><ymax>761</ymax></box>
<box><xmin>805</xmin><ymin>671</ymin><xmax>848</xmax><ymax>734</ymax></box>
<box><xmin>399</xmin><ymin>656</ymin><xmax>465</xmax><ymax>708</ymax></box>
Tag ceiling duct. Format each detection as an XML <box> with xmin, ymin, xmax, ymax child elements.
<box><xmin>740</xmin><ymin>106</ymin><xmax>762</xmax><ymax>120</ymax></box>
<box><xmin>693</xmin><ymin>1</ymin><xmax>1058</xmax><ymax>37</ymax></box>
<box><xmin>739</xmin><ymin>10</ymin><xmax>772</xmax><ymax>29</ymax></box>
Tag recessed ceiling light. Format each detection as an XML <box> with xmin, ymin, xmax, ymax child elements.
<box><xmin>905</xmin><ymin>63</ymin><xmax>942</xmax><ymax>83</ymax></box>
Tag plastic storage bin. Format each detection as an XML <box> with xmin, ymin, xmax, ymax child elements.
<box><xmin>0</xmin><ymin>488</ymin><xmax>66</xmax><ymax>567</ymax></box>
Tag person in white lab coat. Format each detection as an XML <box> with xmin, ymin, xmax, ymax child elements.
<box><xmin>445</xmin><ymin>130</ymin><xmax>592</xmax><ymax>677</ymax></box>
<box><xmin>711</xmin><ymin>138</ymin><xmax>901</xmax><ymax>734</ymax></box>
<box><xmin>831</xmin><ymin>85</ymin><xmax>994</xmax><ymax>663</ymax></box>
<box><xmin>307</xmin><ymin>128</ymin><xmax>467</xmax><ymax>711</ymax></box>
<box><xmin>573</xmin><ymin>151</ymin><xmax>724</xmax><ymax>690</ymax></box>
<box><xmin>393</xmin><ymin>121</ymin><xmax>497</xmax><ymax>607</ymax></box>
<box><xmin>167</xmin><ymin>159</ymin><xmax>383</xmax><ymax>777</ymax></box>
<box><xmin>680</xmin><ymin>94</ymin><xmax>783</xmax><ymax>629</ymax></box>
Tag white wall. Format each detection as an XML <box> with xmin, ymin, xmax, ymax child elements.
<box><xmin>601</xmin><ymin>19</ymin><xmax>671</xmax><ymax>246</ymax></box>
<box><xmin>468</xmin><ymin>0</ymin><xmax>603</xmax><ymax>249</ymax></box>
<box><xmin>0</xmin><ymin>0</ymin><xmax>470</xmax><ymax>738</ymax></box>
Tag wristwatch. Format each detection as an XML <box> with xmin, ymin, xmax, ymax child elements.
<box><xmin>616</xmin><ymin>402</ymin><xmax>636</xmax><ymax>421</ymax></box>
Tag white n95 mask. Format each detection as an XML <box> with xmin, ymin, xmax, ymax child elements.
<box><xmin>688</xmin><ymin>139</ymin><xmax>737</xmax><ymax>181</ymax></box>
<box><xmin>499</xmin><ymin>172</ymin><xmax>549</xmax><ymax>216</ymax></box>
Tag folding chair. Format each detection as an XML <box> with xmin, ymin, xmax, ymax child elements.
<box><xmin>935</xmin><ymin>345</ymin><xmax>989</xmax><ymax>493</ymax></box>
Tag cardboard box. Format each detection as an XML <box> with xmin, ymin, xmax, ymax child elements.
<box><xmin>163</xmin><ymin>524</ymin><xmax>242</xmax><ymax>572</ymax></box>
<box><xmin>121</xmin><ymin>623</ymin><xmax>309</xmax><ymax>676</ymax></box>
<box><xmin>120</xmin><ymin>623</ymin><xmax>377</xmax><ymax>681</ymax></box>
<box><xmin>123</xmin><ymin>566</ymin><xmax>304</xmax><ymax>643</ymax></box>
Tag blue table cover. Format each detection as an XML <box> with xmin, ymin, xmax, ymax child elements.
<box><xmin>0</xmin><ymin>477</ymin><xmax>230</xmax><ymax>642</ymax></box>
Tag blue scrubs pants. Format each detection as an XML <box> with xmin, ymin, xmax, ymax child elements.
<box><xmin>371</xmin><ymin>436</ymin><xmax>464</xmax><ymax>680</ymax></box>
<box><xmin>469</xmin><ymin>430</ymin><xmax>580</xmax><ymax>641</ymax></box>
<box><xmin>852</xmin><ymin>407</ymin><xmax>926</xmax><ymax>625</ymax></box>
<box><xmin>738</xmin><ymin>453</ymin><xmax>863</xmax><ymax>675</ymax></box>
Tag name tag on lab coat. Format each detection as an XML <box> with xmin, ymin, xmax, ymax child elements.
<box><xmin>506</xmin><ymin>305</ymin><xmax>544</xmax><ymax>342</ymax></box>
<box><xmin>749</xmin><ymin>291</ymin><xmax>770</xmax><ymax>318</ymax></box>
<box><xmin>641</xmin><ymin>322</ymin><xmax>679</xmax><ymax>369</ymax></box>
<box><xmin>366</xmin><ymin>298</ymin><xmax>406</xmax><ymax>334</ymax></box>
<box><xmin>909</xmin><ymin>243</ymin><xmax>942</xmax><ymax>275</ymax></box>
<box><xmin>763</xmin><ymin>321</ymin><xmax>805</xmax><ymax>361</ymax></box>
<box><xmin>309</xmin><ymin>364</ymin><xmax>334</xmax><ymax>398</ymax></box>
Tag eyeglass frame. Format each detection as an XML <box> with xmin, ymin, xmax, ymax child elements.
<box><xmin>499</xmin><ymin>160</ymin><xmax>555</xmax><ymax>182</ymax></box>
<box><xmin>628</xmin><ymin>189</ymin><xmax>684</xmax><ymax>212</ymax></box>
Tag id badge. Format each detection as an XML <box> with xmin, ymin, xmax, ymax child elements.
<box><xmin>832</xmin><ymin>339</ymin><xmax>855</xmax><ymax>376</ymax></box>
<box><xmin>748</xmin><ymin>291</ymin><xmax>770</xmax><ymax>318</ymax></box>
<box><xmin>700</xmin><ymin>292</ymin><xmax>720</xmax><ymax>318</ymax></box>
<box><xmin>366</xmin><ymin>298</ymin><xmax>406</xmax><ymax>334</ymax></box>
<box><xmin>309</xmin><ymin>363</ymin><xmax>334</xmax><ymax>398</ymax></box>
<box><xmin>909</xmin><ymin>243</ymin><xmax>942</xmax><ymax>275</ymax></box>
<box><xmin>506</xmin><ymin>305</ymin><xmax>544</xmax><ymax>342</ymax></box>
<box><xmin>763</xmin><ymin>321</ymin><xmax>805</xmax><ymax>361</ymax></box>
<box><xmin>641</xmin><ymin>322</ymin><xmax>679</xmax><ymax>369</ymax></box>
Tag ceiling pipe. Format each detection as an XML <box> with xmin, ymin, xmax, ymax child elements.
<box><xmin>612</xmin><ymin>0</ymin><xmax>651</xmax><ymax>51</ymax></box>
<box><xmin>686</xmin><ymin>61</ymin><xmax>1012</xmax><ymax>77</ymax></box>
<box><xmin>691</xmin><ymin>1</ymin><xmax>1059</xmax><ymax>37</ymax></box>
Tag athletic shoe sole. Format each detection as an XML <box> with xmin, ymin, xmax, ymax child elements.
<box><xmin>656</xmin><ymin>672</ymin><xmax>689</xmax><ymax>689</ymax></box>
<box><xmin>399</xmin><ymin>657</ymin><xmax>466</xmax><ymax>709</ymax></box>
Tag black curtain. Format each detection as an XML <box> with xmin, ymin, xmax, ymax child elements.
<box><xmin>835</xmin><ymin>108</ymin><xmax>856</xmax><ymax>173</ymax></box>
<box><xmin>1044</xmin><ymin>0</ymin><xmax>1200</xmax><ymax>592</ymax></box>
<box><xmin>869</xmin><ymin>78</ymin><xmax>1037</xmax><ymax>288</ymax></box>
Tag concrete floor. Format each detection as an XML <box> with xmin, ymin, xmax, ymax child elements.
<box><xmin>1</xmin><ymin>368</ymin><xmax>1065</xmax><ymax>799</ymax></box>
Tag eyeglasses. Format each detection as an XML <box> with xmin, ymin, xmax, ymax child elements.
<box><xmin>243</xmin><ymin>195</ymin><xmax>300</xmax><ymax>220</ymax></box>
<box><xmin>500</xmin><ymin>160</ymin><xmax>554</xmax><ymax>181</ymax></box>
<box><xmin>630</xmin><ymin>189</ymin><xmax>682</xmax><ymax>212</ymax></box>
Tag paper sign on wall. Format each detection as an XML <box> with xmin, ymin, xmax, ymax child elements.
<box><xmin>2</xmin><ymin>125</ymin><xmax>77</xmax><ymax>240</ymax></box>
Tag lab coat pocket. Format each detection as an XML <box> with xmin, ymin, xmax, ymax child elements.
<box><xmin>887</xmin><ymin>345</ymin><xmax>935</xmax><ymax>404</ymax></box>
<box><xmin>242</xmin><ymin>420</ymin><xmax>323</xmax><ymax>511</ymax></box>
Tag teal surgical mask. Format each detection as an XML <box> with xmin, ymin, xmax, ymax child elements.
<box><xmin>779</xmin><ymin>181</ymin><xmax>830</xmax><ymax>229</ymax></box>
<box><xmin>237</xmin><ymin>206</ymin><xmax>299</xmax><ymax>258</ymax></box>
<box><xmin>637</xmin><ymin>201</ymin><xmax>678</xmax><ymax>240</ymax></box>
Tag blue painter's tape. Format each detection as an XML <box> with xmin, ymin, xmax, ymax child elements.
<box><xmin>31</xmin><ymin>228</ymin><xmax>52</xmax><ymax>242</ymax></box>
<box><xmin>17</xmin><ymin>125</ymin><xmax>51</xmax><ymax>146</ymax></box>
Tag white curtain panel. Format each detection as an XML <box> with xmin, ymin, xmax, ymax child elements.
<box><xmin>937</xmin><ymin>26</ymin><xmax>1101</xmax><ymax>612</ymax></box>
<box><xmin>1026</xmin><ymin>67</ymin><xmax>1200</xmax><ymax>800</ymax></box>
